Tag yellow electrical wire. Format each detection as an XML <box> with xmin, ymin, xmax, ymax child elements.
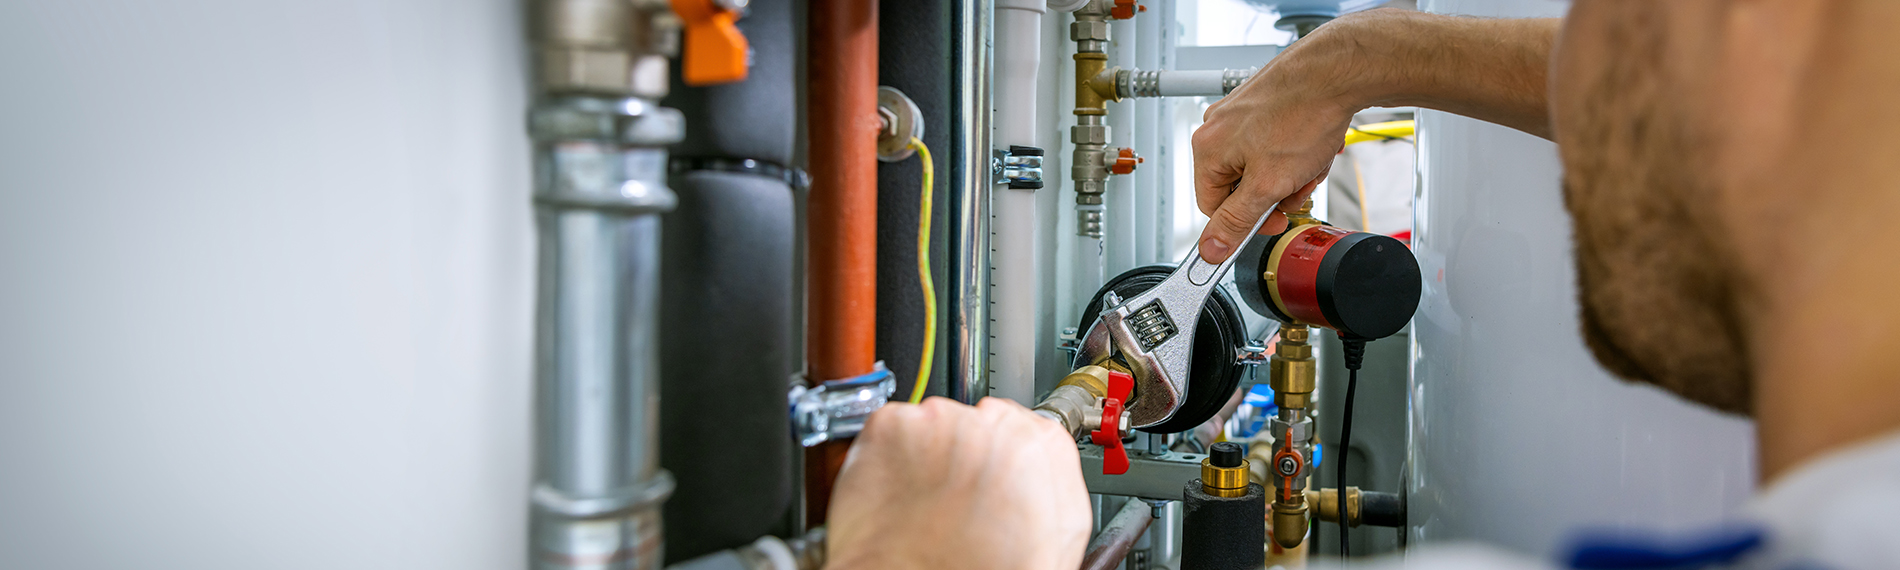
<box><xmin>1340</xmin><ymin>119</ymin><xmax>1415</xmax><ymax>233</ymax></box>
<box><xmin>906</xmin><ymin>137</ymin><xmax>937</xmax><ymax>404</ymax></box>
<box><xmin>1342</xmin><ymin>119</ymin><xmax>1415</xmax><ymax>147</ymax></box>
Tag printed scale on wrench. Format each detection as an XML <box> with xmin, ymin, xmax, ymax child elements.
<box><xmin>1075</xmin><ymin>209</ymin><xmax>1277</xmax><ymax>428</ymax></box>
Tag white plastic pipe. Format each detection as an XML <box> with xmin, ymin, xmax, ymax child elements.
<box><xmin>990</xmin><ymin>0</ymin><xmax>1046</xmax><ymax>404</ymax></box>
<box><xmin>1134</xmin><ymin>7</ymin><xmax>1161</xmax><ymax>265</ymax></box>
<box><xmin>1158</xmin><ymin>70</ymin><xmax>1226</xmax><ymax>96</ymax></box>
<box><xmin>1104</xmin><ymin>17</ymin><xmax>1137</xmax><ymax>279</ymax></box>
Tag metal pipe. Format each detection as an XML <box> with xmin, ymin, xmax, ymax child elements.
<box><xmin>949</xmin><ymin>0</ymin><xmax>994</xmax><ymax>404</ymax></box>
<box><xmin>803</xmin><ymin>0</ymin><xmax>880</xmax><ymax>526</ymax></box>
<box><xmin>806</xmin><ymin>0</ymin><xmax>880</xmax><ymax>384</ymax></box>
<box><xmin>527</xmin><ymin>2</ymin><xmax>682</xmax><ymax>568</ymax></box>
<box><xmin>1080</xmin><ymin>497</ymin><xmax>1155</xmax><ymax>570</ymax></box>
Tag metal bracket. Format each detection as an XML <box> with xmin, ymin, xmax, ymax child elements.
<box><xmin>992</xmin><ymin>145</ymin><xmax>1045</xmax><ymax>189</ymax></box>
<box><xmin>789</xmin><ymin>362</ymin><xmax>896</xmax><ymax>447</ymax></box>
<box><xmin>1057</xmin><ymin>327</ymin><xmax>1081</xmax><ymax>360</ymax></box>
<box><xmin>1235</xmin><ymin>343</ymin><xmax>1268</xmax><ymax>366</ymax></box>
<box><xmin>1079</xmin><ymin>444</ymin><xmax>1208</xmax><ymax>501</ymax></box>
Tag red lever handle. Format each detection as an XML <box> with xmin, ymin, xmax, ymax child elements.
<box><xmin>1090</xmin><ymin>371</ymin><xmax>1135</xmax><ymax>475</ymax></box>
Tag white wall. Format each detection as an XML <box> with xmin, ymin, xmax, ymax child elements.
<box><xmin>0</xmin><ymin>2</ymin><xmax>533</xmax><ymax>568</ymax></box>
<box><xmin>1409</xmin><ymin>0</ymin><xmax>1757</xmax><ymax>558</ymax></box>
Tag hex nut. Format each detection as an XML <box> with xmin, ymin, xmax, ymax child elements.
<box><xmin>1070</xmin><ymin>21</ymin><xmax>1110</xmax><ymax>41</ymax></box>
<box><xmin>1071</xmin><ymin>124</ymin><xmax>1109</xmax><ymax>145</ymax></box>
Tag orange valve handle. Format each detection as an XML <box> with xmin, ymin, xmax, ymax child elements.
<box><xmin>1090</xmin><ymin>370</ymin><xmax>1135</xmax><ymax>475</ymax></box>
<box><xmin>1108</xmin><ymin>147</ymin><xmax>1144</xmax><ymax>175</ymax></box>
<box><xmin>1110</xmin><ymin>0</ymin><xmax>1146</xmax><ymax>20</ymax></box>
<box><xmin>672</xmin><ymin>0</ymin><xmax>750</xmax><ymax>86</ymax></box>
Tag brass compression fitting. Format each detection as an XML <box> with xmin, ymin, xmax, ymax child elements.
<box><xmin>1201</xmin><ymin>442</ymin><xmax>1250</xmax><ymax>498</ymax></box>
<box><xmin>1268</xmin><ymin>324</ymin><xmax>1318</xmax><ymax>549</ymax></box>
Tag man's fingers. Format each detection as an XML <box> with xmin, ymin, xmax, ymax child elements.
<box><xmin>1191</xmin><ymin>128</ymin><xmax>1243</xmax><ymax>216</ymax></box>
<box><xmin>1195</xmin><ymin>168</ymin><xmax>1296</xmax><ymax>262</ymax></box>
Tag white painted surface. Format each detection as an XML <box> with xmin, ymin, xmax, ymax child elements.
<box><xmin>0</xmin><ymin>1</ymin><xmax>533</xmax><ymax>568</ymax></box>
<box><xmin>1409</xmin><ymin>0</ymin><xmax>1756</xmax><ymax>557</ymax></box>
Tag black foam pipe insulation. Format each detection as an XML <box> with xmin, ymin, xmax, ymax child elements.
<box><xmin>876</xmin><ymin>0</ymin><xmax>952</xmax><ymax>401</ymax></box>
<box><xmin>658</xmin><ymin>0</ymin><xmax>798</xmax><ymax>562</ymax></box>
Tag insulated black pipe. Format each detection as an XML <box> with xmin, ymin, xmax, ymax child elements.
<box><xmin>658</xmin><ymin>0</ymin><xmax>798</xmax><ymax>562</ymax></box>
<box><xmin>877</xmin><ymin>0</ymin><xmax>952</xmax><ymax>400</ymax></box>
<box><xmin>1182</xmin><ymin>448</ymin><xmax>1266</xmax><ymax>570</ymax></box>
<box><xmin>1361</xmin><ymin>490</ymin><xmax>1405</xmax><ymax>528</ymax></box>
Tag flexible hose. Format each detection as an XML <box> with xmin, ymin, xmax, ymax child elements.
<box><xmin>907</xmin><ymin>137</ymin><xmax>937</xmax><ymax>404</ymax></box>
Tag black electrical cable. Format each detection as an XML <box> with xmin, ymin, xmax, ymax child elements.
<box><xmin>1337</xmin><ymin>335</ymin><xmax>1367</xmax><ymax>559</ymax></box>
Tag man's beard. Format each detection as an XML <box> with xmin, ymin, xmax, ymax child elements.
<box><xmin>1556</xmin><ymin>13</ymin><xmax>1755</xmax><ymax>415</ymax></box>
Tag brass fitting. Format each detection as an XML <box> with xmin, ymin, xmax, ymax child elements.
<box><xmin>1058</xmin><ymin>364</ymin><xmax>1111</xmax><ymax>398</ymax></box>
<box><xmin>1307</xmin><ymin>487</ymin><xmax>1363</xmax><ymax>527</ymax></box>
<box><xmin>1073</xmin><ymin>52</ymin><xmax>1109</xmax><ymax>115</ymax></box>
<box><xmin>1286</xmin><ymin>197</ymin><xmax>1320</xmax><ymax>227</ymax></box>
<box><xmin>1266</xmin><ymin>324</ymin><xmax>1319</xmax><ymax>549</ymax></box>
<box><xmin>1033</xmin><ymin>365</ymin><xmax>1111</xmax><ymax>438</ymax></box>
<box><xmin>1086</xmin><ymin>66</ymin><xmax>1122</xmax><ymax>104</ymax></box>
<box><xmin>1200</xmin><ymin>457</ymin><xmax>1250</xmax><ymax>498</ymax></box>
<box><xmin>1272</xmin><ymin>500</ymin><xmax>1308</xmax><ymax>549</ymax></box>
<box><xmin>1270</xmin><ymin>325</ymin><xmax>1316</xmax><ymax>409</ymax></box>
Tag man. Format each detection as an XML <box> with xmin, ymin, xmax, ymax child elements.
<box><xmin>826</xmin><ymin>3</ymin><xmax>1900</xmax><ymax>568</ymax></box>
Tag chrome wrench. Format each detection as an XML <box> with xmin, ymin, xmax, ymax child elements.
<box><xmin>1075</xmin><ymin>210</ymin><xmax>1276</xmax><ymax>428</ymax></box>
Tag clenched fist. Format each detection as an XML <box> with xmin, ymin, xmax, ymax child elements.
<box><xmin>826</xmin><ymin>397</ymin><xmax>1092</xmax><ymax>570</ymax></box>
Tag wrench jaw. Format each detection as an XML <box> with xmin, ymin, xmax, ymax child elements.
<box><xmin>1074</xmin><ymin>297</ymin><xmax>1200</xmax><ymax>429</ymax></box>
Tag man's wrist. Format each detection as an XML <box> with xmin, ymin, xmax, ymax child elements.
<box><xmin>1265</xmin><ymin>9</ymin><xmax>1425</xmax><ymax>117</ymax></box>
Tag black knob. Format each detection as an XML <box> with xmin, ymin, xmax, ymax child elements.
<box><xmin>1210</xmin><ymin>442</ymin><xmax>1244</xmax><ymax>468</ymax></box>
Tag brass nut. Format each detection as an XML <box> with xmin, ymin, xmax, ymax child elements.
<box><xmin>1057</xmin><ymin>365</ymin><xmax>1111</xmax><ymax>399</ymax></box>
<box><xmin>1200</xmin><ymin>458</ymin><xmax>1249</xmax><ymax>498</ymax></box>
<box><xmin>1278</xmin><ymin>392</ymin><xmax>1312</xmax><ymax>410</ymax></box>
<box><xmin>1270</xmin><ymin>358</ymin><xmax>1317</xmax><ymax>393</ymax></box>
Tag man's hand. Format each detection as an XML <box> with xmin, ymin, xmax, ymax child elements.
<box><xmin>827</xmin><ymin>397</ymin><xmax>1091</xmax><ymax>570</ymax></box>
<box><xmin>1190</xmin><ymin>27</ymin><xmax>1352</xmax><ymax>263</ymax></box>
<box><xmin>1191</xmin><ymin>9</ymin><xmax>1558</xmax><ymax>263</ymax></box>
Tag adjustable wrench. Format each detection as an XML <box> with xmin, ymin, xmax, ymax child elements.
<box><xmin>1074</xmin><ymin>210</ymin><xmax>1275</xmax><ymax>428</ymax></box>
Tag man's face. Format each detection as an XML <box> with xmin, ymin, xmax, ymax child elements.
<box><xmin>1548</xmin><ymin>1</ymin><xmax>1754</xmax><ymax>414</ymax></box>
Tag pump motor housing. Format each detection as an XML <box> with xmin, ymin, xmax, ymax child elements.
<box><xmin>1236</xmin><ymin>224</ymin><xmax>1422</xmax><ymax>340</ymax></box>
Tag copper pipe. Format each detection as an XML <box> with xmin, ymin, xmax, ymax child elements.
<box><xmin>803</xmin><ymin>0</ymin><xmax>878</xmax><ymax>527</ymax></box>
<box><xmin>1081</xmin><ymin>499</ymin><xmax>1154</xmax><ymax>570</ymax></box>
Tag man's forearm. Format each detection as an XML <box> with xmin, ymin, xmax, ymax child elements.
<box><xmin>1277</xmin><ymin>10</ymin><xmax>1559</xmax><ymax>139</ymax></box>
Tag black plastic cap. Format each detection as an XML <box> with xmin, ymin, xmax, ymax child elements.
<box><xmin>1316</xmin><ymin>233</ymin><xmax>1423</xmax><ymax>340</ymax></box>
<box><xmin>1210</xmin><ymin>442</ymin><xmax>1244</xmax><ymax>468</ymax></box>
<box><xmin>1008</xmin><ymin>144</ymin><xmax>1044</xmax><ymax>156</ymax></box>
<box><xmin>1007</xmin><ymin>180</ymin><xmax>1044</xmax><ymax>190</ymax></box>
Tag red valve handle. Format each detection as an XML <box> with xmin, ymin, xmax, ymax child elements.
<box><xmin>1090</xmin><ymin>371</ymin><xmax>1135</xmax><ymax>475</ymax></box>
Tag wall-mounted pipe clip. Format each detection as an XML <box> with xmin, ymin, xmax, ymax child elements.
<box><xmin>992</xmin><ymin>145</ymin><xmax>1045</xmax><ymax>189</ymax></box>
